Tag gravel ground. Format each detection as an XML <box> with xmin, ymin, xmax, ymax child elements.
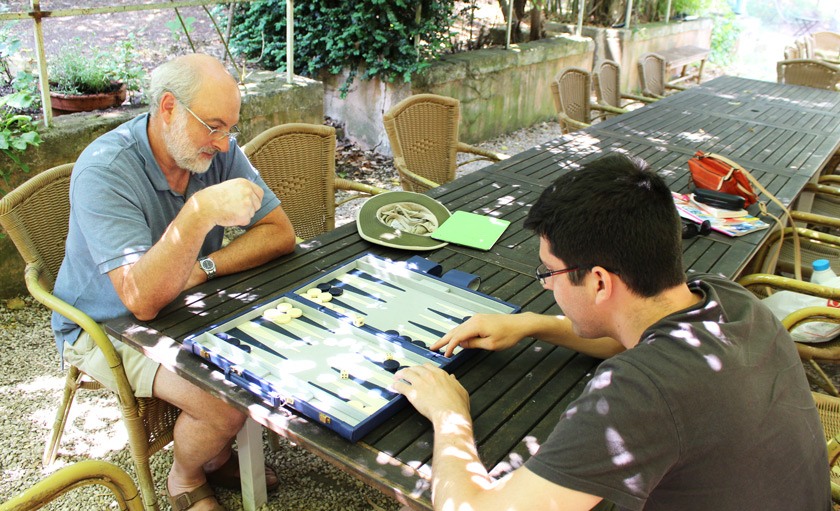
<box><xmin>0</xmin><ymin>121</ymin><xmax>562</xmax><ymax>511</ymax></box>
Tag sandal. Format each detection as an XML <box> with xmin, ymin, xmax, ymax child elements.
<box><xmin>166</xmin><ymin>482</ymin><xmax>225</xmax><ymax>511</ymax></box>
<box><xmin>206</xmin><ymin>452</ymin><xmax>280</xmax><ymax>492</ymax></box>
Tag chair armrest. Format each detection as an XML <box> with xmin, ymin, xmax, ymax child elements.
<box><xmin>791</xmin><ymin>210</ymin><xmax>840</xmax><ymax>231</ymax></box>
<box><xmin>456</xmin><ymin>142</ymin><xmax>508</xmax><ymax>162</ymax></box>
<box><xmin>591</xmin><ymin>103</ymin><xmax>628</xmax><ymax>116</ymax></box>
<box><xmin>805</xmin><ymin>182</ymin><xmax>840</xmax><ymax>196</ymax></box>
<box><xmin>621</xmin><ymin>92</ymin><xmax>658</xmax><ymax>104</ymax></box>
<box><xmin>748</xmin><ymin>226</ymin><xmax>840</xmax><ymax>275</ymax></box>
<box><xmin>393</xmin><ymin>156</ymin><xmax>440</xmax><ymax>192</ymax></box>
<box><xmin>25</xmin><ymin>262</ymin><xmax>136</xmax><ymax>400</ymax></box>
<box><xmin>334</xmin><ymin>178</ymin><xmax>388</xmax><ymax>207</ymax></box>
<box><xmin>334</xmin><ymin>177</ymin><xmax>388</xmax><ymax>196</ymax></box>
<box><xmin>781</xmin><ymin>306</ymin><xmax>840</xmax><ymax>337</ymax></box>
<box><xmin>558</xmin><ymin>113</ymin><xmax>591</xmax><ymax>133</ymax></box>
<box><xmin>738</xmin><ymin>273</ymin><xmax>840</xmax><ymax>299</ymax></box>
<box><xmin>0</xmin><ymin>459</ymin><xmax>143</xmax><ymax>511</ymax></box>
<box><xmin>818</xmin><ymin>175</ymin><xmax>840</xmax><ymax>186</ymax></box>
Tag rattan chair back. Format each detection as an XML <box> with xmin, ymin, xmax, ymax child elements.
<box><xmin>0</xmin><ymin>163</ymin><xmax>73</xmax><ymax>286</ymax></box>
<box><xmin>638</xmin><ymin>52</ymin><xmax>669</xmax><ymax>97</ymax></box>
<box><xmin>551</xmin><ymin>67</ymin><xmax>594</xmax><ymax>133</ymax></box>
<box><xmin>382</xmin><ymin>94</ymin><xmax>461</xmax><ymax>192</ymax></box>
<box><xmin>594</xmin><ymin>60</ymin><xmax>623</xmax><ymax>108</ymax></box>
<box><xmin>814</xmin><ymin>32</ymin><xmax>840</xmax><ymax>52</ymax></box>
<box><xmin>796</xmin><ymin>36</ymin><xmax>814</xmax><ymax>59</ymax></box>
<box><xmin>813</xmin><ymin>32</ymin><xmax>840</xmax><ymax>61</ymax></box>
<box><xmin>812</xmin><ymin>392</ymin><xmax>840</xmax><ymax>502</ymax></box>
<box><xmin>244</xmin><ymin>123</ymin><xmax>336</xmax><ymax>240</ymax></box>
<box><xmin>784</xmin><ymin>45</ymin><xmax>801</xmax><ymax>60</ymax></box>
<box><xmin>0</xmin><ymin>163</ymin><xmax>178</xmax><ymax>511</ymax></box>
<box><xmin>777</xmin><ymin>59</ymin><xmax>840</xmax><ymax>90</ymax></box>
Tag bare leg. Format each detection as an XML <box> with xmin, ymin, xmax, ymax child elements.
<box><xmin>153</xmin><ymin>366</ymin><xmax>245</xmax><ymax>510</ymax></box>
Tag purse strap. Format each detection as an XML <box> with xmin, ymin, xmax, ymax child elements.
<box><xmin>705</xmin><ymin>152</ymin><xmax>802</xmax><ymax>280</ymax></box>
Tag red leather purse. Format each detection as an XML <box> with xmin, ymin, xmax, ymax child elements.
<box><xmin>688</xmin><ymin>151</ymin><xmax>758</xmax><ymax>207</ymax></box>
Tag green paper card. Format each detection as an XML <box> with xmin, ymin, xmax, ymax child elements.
<box><xmin>430</xmin><ymin>211</ymin><xmax>510</xmax><ymax>251</ymax></box>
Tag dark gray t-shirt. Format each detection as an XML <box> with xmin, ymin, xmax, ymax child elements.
<box><xmin>51</xmin><ymin>114</ymin><xmax>281</xmax><ymax>356</ymax></box>
<box><xmin>525</xmin><ymin>274</ymin><xmax>830</xmax><ymax>511</ymax></box>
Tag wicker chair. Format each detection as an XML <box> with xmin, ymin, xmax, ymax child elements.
<box><xmin>813</xmin><ymin>31</ymin><xmax>840</xmax><ymax>62</ymax></box>
<box><xmin>777</xmin><ymin>59</ymin><xmax>840</xmax><ymax>90</ymax></box>
<box><xmin>550</xmin><ymin>67</ymin><xmax>627</xmax><ymax>134</ymax></box>
<box><xmin>593</xmin><ymin>59</ymin><xmax>657</xmax><ymax>110</ymax></box>
<box><xmin>812</xmin><ymin>391</ymin><xmax>840</xmax><ymax>503</ymax></box>
<box><xmin>382</xmin><ymin>93</ymin><xmax>508</xmax><ymax>193</ymax></box>
<box><xmin>243</xmin><ymin>123</ymin><xmax>387</xmax><ymax>240</ymax></box>
<box><xmin>0</xmin><ymin>164</ymin><xmax>179</xmax><ymax>511</ymax></box>
<box><xmin>745</xmin><ymin>209</ymin><xmax>840</xmax><ymax>279</ymax></box>
<box><xmin>783</xmin><ymin>45</ymin><xmax>801</xmax><ymax>60</ymax></box>
<box><xmin>738</xmin><ymin>273</ymin><xmax>840</xmax><ymax>395</ymax></box>
<box><xmin>795</xmin><ymin>35</ymin><xmax>814</xmax><ymax>59</ymax></box>
<box><xmin>0</xmin><ymin>460</ymin><xmax>143</xmax><ymax>511</ymax></box>
<box><xmin>637</xmin><ymin>53</ymin><xmax>687</xmax><ymax>99</ymax></box>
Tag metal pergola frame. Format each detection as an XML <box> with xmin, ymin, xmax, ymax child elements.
<box><xmin>0</xmin><ymin>0</ymin><xmax>274</xmax><ymax>127</ymax></box>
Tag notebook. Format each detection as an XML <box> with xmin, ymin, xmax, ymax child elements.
<box><xmin>430</xmin><ymin>211</ymin><xmax>510</xmax><ymax>251</ymax></box>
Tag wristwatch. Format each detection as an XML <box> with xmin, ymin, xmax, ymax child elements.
<box><xmin>198</xmin><ymin>257</ymin><xmax>216</xmax><ymax>280</ymax></box>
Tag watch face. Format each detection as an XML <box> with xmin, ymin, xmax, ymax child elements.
<box><xmin>200</xmin><ymin>258</ymin><xmax>216</xmax><ymax>279</ymax></box>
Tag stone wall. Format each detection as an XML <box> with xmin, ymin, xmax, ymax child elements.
<box><xmin>323</xmin><ymin>35</ymin><xmax>594</xmax><ymax>155</ymax></box>
<box><xmin>546</xmin><ymin>18</ymin><xmax>714</xmax><ymax>93</ymax></box>
<box><xmin>0</xmin><ymin>72</ymin><xmax>323</xmax><ymax>299</ymax></box>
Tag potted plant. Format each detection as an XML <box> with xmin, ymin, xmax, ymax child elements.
<box><xmin>47</xmin><ymin>37</ymin><xmax>144</xmax><ymax>115</ymax></box>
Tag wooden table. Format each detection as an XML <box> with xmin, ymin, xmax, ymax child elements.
<box><xmin>656</xmin><ymin>45</ymin><xmax>709</xmax><ymax>85</ymax></box>
<box><xmin>105</xmin><ymin>76</ymin><xmax>840</xmax><ymax>511</ymax></box>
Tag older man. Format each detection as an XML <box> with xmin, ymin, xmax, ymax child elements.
<box><xmin>394</xmin><ymin>154</ymin><xmax>830</xmax><ymax>511</ymax></box>
<box><xmin>52</xmin><ymin>54</ymin><xmax>295</xmax><ymax>511</ymax></box>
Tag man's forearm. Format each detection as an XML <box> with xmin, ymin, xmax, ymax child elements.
<box><xmin>522</xmin><ymin>312</ymin><xmax>624</xmax><ymax>359</ymax></box>
<box><xmin>114</xmin><ymin>205</ymin><xmax>213</xmax><ymax>320</ymax></box>
<box><xmin>431</xmin><ymin>411</ymin><xmax>496</xmax><ymax>510</ymax></box>
<box><xmin>208</xmin><ymin>221</ymin><xmax>295</xmax><ymax>279</ymax></box>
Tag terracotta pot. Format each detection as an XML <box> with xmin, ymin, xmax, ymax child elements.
<box><xmin>49</xmin><ymin>82</ymin><xmax>127</xmax><ymax>116</ymax></box>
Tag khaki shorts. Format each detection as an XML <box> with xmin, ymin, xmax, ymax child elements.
<box><xmin>63</xmin><ymin>331</ymin><xmax>159</xmax><ymax>398</ymax></box>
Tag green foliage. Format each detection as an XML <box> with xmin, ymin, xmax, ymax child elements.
<box><xmin>227</xmin><ymin>0</ymin><xmax>456</xmax><ymax>95</ymax></box>
<box><xmin>49</xmin><ymin>37</ymin><xmax>145</xmax><ymax>95</ymax></box>
<box><xmin>112</xmin><ymin>33</ymin><xmax>146</xmax><ymax>94</ymax></box>
<box><xmin>0</xmin><ymin>91</ymin><xmax>41</xmax><ymax>183</ymax></box>
<box><xmin>166</xmin><ymin>15</ymin><xmax>196</xmax><ymax>43</ymax></box>
<box><xmin>0</xmin><ymin>22</ymin><xmax>21</xmax><ymax>85</ymax></box>
<box><xmin>666</xmin><ymin>0</ymin><xmax>713</xmax><ymax>17</ymax></box>
<box><xmin>1</xmin><ymin>18</ymin><xmax>41</xmax><ymax>183</ymax></box>
<box><xmin>709</xmin><ymin>10</ymin><xmax>741</xmax><ymax>66</ymax></box>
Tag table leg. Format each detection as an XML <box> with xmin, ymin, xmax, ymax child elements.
<box><xmin>238</xmin><ymin>418</ymin><xmax>268</xmax><ymax>511</ymax></box>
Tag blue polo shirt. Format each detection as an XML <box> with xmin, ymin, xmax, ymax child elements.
<box><xmin>51</xmin><ymin>113</ymin><xmax>281</xmax><ymax>357</ymax></box>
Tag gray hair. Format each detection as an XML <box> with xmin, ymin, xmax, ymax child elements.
<box><xmin>147</xmin><ymin>58</ymin><xmax>203</xmax><ymax>116</ymax></box>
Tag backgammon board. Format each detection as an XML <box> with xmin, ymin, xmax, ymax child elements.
<box><xmin>183</xmin><ymin>254</ymin><xmax>519</xmax><ymax>441</ymax></box>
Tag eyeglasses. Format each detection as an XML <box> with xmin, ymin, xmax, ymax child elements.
<box><xmin>535</xmin><ymin>263</ymin><xmax>621</xmax><ymax>285</ymax></box>
<box><xmin>535</xmin><ymin>263</ymin><xmax>580</xmax><ymax>285</ymax></box>
<box><xmin>176</xmin><ymin>98</ymin><xmax>241</xmax><ymax>141</ymax></box>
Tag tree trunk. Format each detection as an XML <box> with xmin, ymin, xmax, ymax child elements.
<box><xmin>529</xmin><ymin>7</ymin><xmax>545</xmax><ymax>41</ymax></box>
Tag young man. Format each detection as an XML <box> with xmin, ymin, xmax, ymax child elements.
<box><xmin>393</xmin><ymin>153</ymin><xmax>830</xmax><ymax>511</ymax></box>
<box><xmin>52</xmin><ymin>54</ymin><xmax>296</xmax><ymax>511</ymax></box>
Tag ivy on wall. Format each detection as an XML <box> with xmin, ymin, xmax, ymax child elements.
<box><xmin>227</xmin><ymin>0</ymin><xmax>456</xmax><ymax>95</ymax></box>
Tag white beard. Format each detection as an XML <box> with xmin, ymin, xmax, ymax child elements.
<box><xmin>165</xmin><ymin>108</ymin><xmax>218</xmax><ymax>175</ymax></box>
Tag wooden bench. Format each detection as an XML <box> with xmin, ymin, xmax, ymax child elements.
<box><xmin>657</xmin><ymin>45</ymin><xmax>710</xmax><ymax>85</ymax></box>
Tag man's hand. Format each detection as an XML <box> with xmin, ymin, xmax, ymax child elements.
<box><xmin>432</xmin><ymin>313</ymin><xmax>526</xmax><ymax>357</ymax></box>
<box><xmin>190</xmin><ymin>178</ymin><xmax>264</xmax><ymax>228</ymax></box>
<box><xmin>392</xmin><ymin>364</ymin><xmax>469</xmax><ymax>425</ymax></box>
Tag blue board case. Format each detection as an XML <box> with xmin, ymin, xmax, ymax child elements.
<box><xmin>183</xmin><ymin>253</ymin><xmax>520</xmax><ymax>441</ymax></box>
